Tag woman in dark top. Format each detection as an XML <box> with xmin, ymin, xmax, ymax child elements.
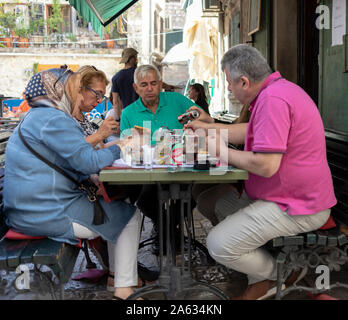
<box><xmin>188</xmin><ymin>83</ymin><xmax>210</xmax><ymax>115</ymax></box>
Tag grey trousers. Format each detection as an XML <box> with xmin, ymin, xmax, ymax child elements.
<box><xmin>206</xmin><ymin>188</ymin><xmax>330</xmax><ymax>285</ymax></box>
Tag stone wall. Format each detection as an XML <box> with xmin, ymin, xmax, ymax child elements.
<box><xmin>0</xmin><ymin>49</ymin><xmax>123</xmax><ymax>98</ymax></box>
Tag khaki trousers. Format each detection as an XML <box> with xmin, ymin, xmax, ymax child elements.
<box><xmin>207</xmin><ymin>189</ymin><xmax>330</xmax><ymax>284</ymax></box>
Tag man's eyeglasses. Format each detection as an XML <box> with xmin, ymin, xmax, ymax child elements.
<box><xmin>86</xmin><ymin>86</ymin><xmax>107</xmax><ymax>101</ymax></box>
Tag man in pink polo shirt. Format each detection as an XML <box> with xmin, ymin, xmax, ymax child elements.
<box><xmin>186</xmin><ymin>44</ymin><xmax>336</xmax><ymax>300</ymax></box>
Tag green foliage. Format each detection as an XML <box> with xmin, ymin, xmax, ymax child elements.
<box><xmin>0</xmin><ymin>5</ymin><xmax>19</xmax><ymax>36</ymax></box>
<box><xmin>47</xmin><ymin>0</ymin><xmax>63</xmax><ymax>34</ymax></box>
<box><xmin>33</xmin><ymin>63</ymin><xmax>39</xmax><ymax>74</ymax></box>
<box><xmin>28</xmin><ymin>6</ymin><xmax>45</xmax><ymax>35</ymax></box>
<box><xmin>0</xmin><ymin>4</ymin><xmax>46</xmax><ymax>38</ymax></box>
<box><xmin>67</xmin><ymin>33</ymin><xmax>77</xmax><ymax>42</ymax></box>
<box><xmin>105</xmin><ymin>17</ymin><xmax>124</xmax><ymax>40</ymax></box>
<box><xmin>14</xmin><ymin>26</ymin><xmax>29</xmax><ymax>38</ymax></box>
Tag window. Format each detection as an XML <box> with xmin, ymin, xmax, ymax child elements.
<box><xmin>230</xmin><ymin>12</ymin><xmax>240</xmax><ymax>47</ymax></box>
<box><xmin>46</xmin><ymin>4</ymin><xmax>71</xmax><ymax>34</ymax></box>
<box><xmin>29</xmin><ymin>4</ymin><xmax>45</xmax><ymax>35</ymax></box>
<box><xmin>154</xmin><ymin>10</ymin><xmax>159</xmax><ymax>49</ymax></box>
<box><xmin>160</xmin><ymin>17</ymin><xmax>164</xmax><ymax>52</ymax></box>
<box><xmin>62</xmin><ymin>6</ymin><xmax>71</xmax><ymax>33</ymax></box>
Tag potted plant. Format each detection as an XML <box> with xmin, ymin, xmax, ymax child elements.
<box><xmin>0</xmin><ymin>6</ymin><xmax>17</xmax><ymax>48</ymax></box>
<box><xmin>105</xmin><ymin>33</ymin><xmax>115</xmax><ymax>49</ymax></box>
<box><xmin>0</xmin><ymin>27</ymin><xmax>11</xmax><ymax>48</ymax></box>
<box><xmin>14</xmin><ymin>27</ymin><xmax>30</xmax><ymax>48</ymax></box>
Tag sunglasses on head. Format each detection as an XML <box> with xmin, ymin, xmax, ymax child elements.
<box><xmin>54</xmin><ymin>65</ymin><xmax>73</xmax><ymax>89</ymax></box>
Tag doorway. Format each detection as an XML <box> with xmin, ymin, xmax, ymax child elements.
<box><xmin>297</xmin><ymin>0</ymin><xmax>320</xmax><ymax>104</ymax></box>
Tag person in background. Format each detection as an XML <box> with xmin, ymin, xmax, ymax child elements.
<box><xmin>108</xmin><ymin>47</ymin><xmax>181</xmax><ymax>122</ymax></box>
<box><xmin>121</xmin><ymin>64</ymin><xmax>200</xmax><ymax>142</ymax></box>
<box><xmin>110</xmin><ymin>47</ymin><xmax>139</xmax><ymax>121</ymax></box>
<box><xmin>16</xmin><ymin>91</ymin><xmax>31</xmax><ymax>117</ymax></box>
<box><xmin>3</xmin><ymin>104</ymin><xmax>15</xmax><ymax>118</ymax></box>
<box><xmin>3</xmin><ymin>67</ymin><xmax>143</xmax><ymax>300</ymax></box>
<box><xmin>188</xmin><ymin>83</ymin><xmax>210</xmax><ymax>115</ymax></box>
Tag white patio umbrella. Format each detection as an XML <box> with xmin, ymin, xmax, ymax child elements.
<box><xmin>183</xmin><ymin>0</ymin><xmax>218</xmax><ymax>82</ymax></box>
<box><xmin>162</xmin><ymin>42</ymin><xmax>190</xmax><ymax>65</ymax></box>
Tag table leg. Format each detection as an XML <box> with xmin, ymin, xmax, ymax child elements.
<box><xmin>127</xmin><ymin>183</ymin><xmax>229</xmax><ymax>300</ymax></box>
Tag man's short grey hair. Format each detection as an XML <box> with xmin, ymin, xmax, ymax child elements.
<box><xmin>134</xmin><ymin>64</ymin><xmax>162</xmax><ymax>84</ymax></box>
<box><xmin>221</xmin><ymin>44</ymin><xmax>272</xmax><ymax>83</ymax></box>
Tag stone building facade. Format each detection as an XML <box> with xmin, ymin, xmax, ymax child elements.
<box><xmin>0</xmin><ymin>49</ymin><xmax>122</xmax><ymax>98</ymax></box>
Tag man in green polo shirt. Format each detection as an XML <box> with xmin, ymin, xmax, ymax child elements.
<box><xmin>120</xmin><ymin>64</ymin><xmax>199</xmax><ymax>144</ymax></box>
<box><xmin>120</xmin><ymin>64</ymin><xmax>200</xmax><ymax>255</ymax></box>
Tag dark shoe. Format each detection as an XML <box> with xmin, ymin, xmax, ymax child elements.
<box><xmin>88</xmin><ymin>237</ymin><xmax>109</xmax><ymax>270</ymax></box>
<box><xmin>232</xmin><ymin>280</ymin><xmax>285</xmax><ymax>300</ymax></box>
<box><xmin>138</xmin><ymin>263</ymin><xmax>159</xmax><ymax>285</ymax></box>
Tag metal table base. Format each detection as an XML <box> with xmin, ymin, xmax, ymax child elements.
<box><xmin>128</xmin><ymin>183</ymin><xmax>229</xmax><ymax>300</ymax></box>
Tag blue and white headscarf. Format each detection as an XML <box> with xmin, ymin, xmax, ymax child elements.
<box><xmin>25</xmin><ymin>66</ymin><xmax>75</xmax><ymax>115</ymax></box>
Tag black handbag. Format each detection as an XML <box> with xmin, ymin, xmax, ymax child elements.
<box><xmin>18</xmin><ymin>124</ymin><xmax>107</xmax><ymax>225</ymax></box>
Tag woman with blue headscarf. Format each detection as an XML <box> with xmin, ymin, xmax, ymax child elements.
<box><xmin>3</xmin><ymin>67</ymin><xmax>142</xmax><ymax>300</ymax></box>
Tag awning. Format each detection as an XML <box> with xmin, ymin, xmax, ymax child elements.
<box><xmin>69</xmin><ymin>0</ymin><xmax>139</xmax><ymax>37</ymax></box>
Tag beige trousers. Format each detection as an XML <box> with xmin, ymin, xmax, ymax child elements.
<box><xmin>207</xmin><ymin>189</ymin><xmax>330</xmax><ymax>285</ymax></box>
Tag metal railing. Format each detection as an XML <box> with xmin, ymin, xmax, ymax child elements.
<box><xmin>0</xmin><ymin>35</ymin><xmax>126</xmax><ymax>50</ymax></box>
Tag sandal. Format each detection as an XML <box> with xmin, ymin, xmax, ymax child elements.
<box><xmin>107</xmin><ymin>273</ymin><xmax>114</xmax><ymax>292</ymax></box>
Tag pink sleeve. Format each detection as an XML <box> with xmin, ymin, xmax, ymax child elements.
<box><xmin>251</xmin><ymin>96</ymin><xmax>291</xmax><ymax>153</ymax></box>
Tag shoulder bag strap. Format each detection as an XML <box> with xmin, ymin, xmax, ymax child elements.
<box><xmin>17</xmin><ymin>124</ymin><xmax>80</xmax><ymax>187</ymax></box>
<box><xmin>17</xmin><ymin>123</ymin><xmax>106</xmax><ymax>225</ymax></box>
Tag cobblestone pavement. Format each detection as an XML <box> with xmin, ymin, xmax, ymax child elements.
<box><xmin>1</xmin><ymin>209</ymin><xmax>348</xmax><ymax>300</ymax></box>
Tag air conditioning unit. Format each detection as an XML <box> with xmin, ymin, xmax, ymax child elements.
<box><xmin>202</xmin><ymin>0</ymin><xmax>222</xmax><ymax>12</ymax></box>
